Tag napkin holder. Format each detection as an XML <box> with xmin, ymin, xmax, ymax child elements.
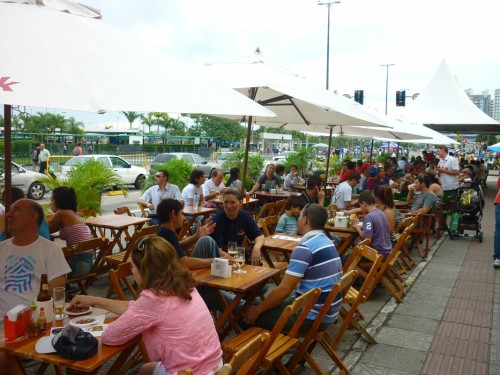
<box><xmin>334</xmin><ymin>216</ymin><xmax>349</xmax><ymax>228</ymax></box>
<box><xmin>4</xmin><ymin>310</ymin><xmax>30</xmax><ymax>340</ymax></box>
<box><xmin>211</xmin><ymin>258</ymin><xmax>232</xmax><ymax>278</ymax></box>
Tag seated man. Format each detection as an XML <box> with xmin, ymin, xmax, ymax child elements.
<box><xmin>283</xmin><ymin>165</ymin><xmax>303</xmax><ymax>191</ymax></box>
<box><xmin>352</xmin><ymin>191</ymin><xmax>392</xmax><ymax>259</ymax></box>
<box><xmin>202</xmin><ymin>169</ymin><xmax>226</xmax><ymax>208</ymax></box>
<box><xmin>210</xmin><ymin>190</ymin><xmax>265</xmax><ymax>265</ymax></box>
<box><xmin>156</xmin><ymin>199</ymin><xmax>234</xmax><ymax>269</ymax></box>
<box><xmin>137</xmin><ymin>170</ymin><xmax>184</xmax><ymax>225</ymax></box>
<box><xmin>331</xmin><ymin>172</ymin><xmax>360</xmax><ymax>211</ymax></box>
<box><xmin>242</xmin><ymin>203</ymin><xmax>343</xmax><ymax>331</ymax></box>
<box><xmin>408</xmin><ymin>175</ymin><xmax>438</xmax><ymax>215</ymax></box>
<box><xmin>299</xmin><ymin>175</ymin><xmax>325</xmax><ymax>206</ymax></box>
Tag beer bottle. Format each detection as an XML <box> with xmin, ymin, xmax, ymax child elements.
<box><xmin>37</xmin><ymin>274</ymin><xmax>51</xmax><ymax>302</ymax></box>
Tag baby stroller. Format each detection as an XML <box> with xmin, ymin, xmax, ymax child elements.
<box><xmin>448</xmin><ymin>182</ymin><xmax>484</xmax><ymax>242</ymax></box>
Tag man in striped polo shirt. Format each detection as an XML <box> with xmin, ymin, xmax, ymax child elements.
<box><xmin>243</xmin><ymin>203</ymin><xmax>343</xmax><ymax>330</ymax></box>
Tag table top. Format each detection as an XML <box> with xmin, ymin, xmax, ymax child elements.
<box><xmin>254</xmin><ymin>191</ymin><xmax>300</xmax><ymax>198</ymax></box>
<box><xmin>85</xmin><ymin>214</ymin><xmax>150</xmax><ymax>229</ymax></box>
<box><xmin>183</xmin><ymin>205</ymin><xmax>217</xmax><ymax>216</ymax></box>
<box><xmin>263</xmin><ymin>234</ymin><xmax>301</xmax><ymax>253</ymax></box>
<box><xmin>193</xmin><ymin>265</ymin><xmax>280</xmax><ymax>293</ymax></box>
<box><xmin>324</xmin><ymin>222</ymin><xmax>358</xmax><ymax>233</ymax></box>
<box><xmin>294</xmin><ymin>185</ymin><xmax>333</xmax><ymax>191</ymax></box>
<box><xmin>394</xmin><ymin>200</ymin><xmax>411</xmax><ymax>207</ymax></box>
<box><xmin>0</xmin><ymin>308</ymin><xmax>138</xmax><ymax>373</ymax></box>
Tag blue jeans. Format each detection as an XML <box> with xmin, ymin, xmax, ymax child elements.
<box><xmin>147</xmin><ymin>214</ymin><xmax>159</xmax><ymax>226</ymax></box>
<box><xmin>68</xmin><ymin>253</ymin><xmax>93</xmax><ymax>278</ymax></box>
<box><xmin>494</xmin><ymin>204</ymin><xmax>500</xmax><ymax>259</ymax></box>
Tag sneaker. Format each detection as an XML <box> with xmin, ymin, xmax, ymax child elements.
<box><xmin>493</xmin><ymin>258</ymin><xmax>500</xmax><ymax>268</ymax></box>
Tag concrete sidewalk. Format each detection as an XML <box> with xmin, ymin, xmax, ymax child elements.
<box><xmin>304</xmin><ymin>176</ymin><xmax>498</xmax><ymax>375</ymax></box>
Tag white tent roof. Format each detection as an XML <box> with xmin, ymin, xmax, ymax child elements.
<box><xmin>407</xmin><ymin>60</ymin><xmax>500</xmax><ymax>133</ymax></box>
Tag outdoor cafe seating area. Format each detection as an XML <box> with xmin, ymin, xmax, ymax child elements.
<box><xmin>0</xmin><ymin>181</ymin><xmax>453</xmax><ymax>375</ymax></box>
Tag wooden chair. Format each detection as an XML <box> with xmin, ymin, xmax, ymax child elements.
<box><xmin>404</xmin><ymin>209</ymin><xmax>435</xmax><ymax>258</ymax></box>
<box><xmin>274</xmin><ymin>199</ymin><xmax>287</xmax><ymax>217</ymax></box>
<box><xmin>258</xmin><ymin>215</ymin><xmax>288</xmax><ymax>285</ymax></box>
<box><xmin>332</xmin><ymin>244</ymin><xmax>384</xmax><ymax>348</ymax></box>
<box><xmin>217</xmin><ymin>332</ymin><xmax>271</xmax><ymax>375</ymax></box>
<box><xmin>358</xmin><ymin>224</ymin><xmax>414</xmax><ymax>304</ymax></box>
<box><xmin>255</xmin><ymin>202</ymin><xmax>277</xmax><ymax>221</ymax></box>
<box><xmin>113</xmin><ymin>206</ymin><xmax>135</xmax><ymax>242</ymax></box>
<box><xmin>137</xmin><ymin>202</ymin><xmax>150</xmax><ymax>223</ymax></box>
<box><xmin>222</xmin><ymin>288</ymin><xmax>321</xmax><ymax>374</ymax></box>
<box><xmin>287</xmin><ymin>270</ymin><xmax>358</xmax><ymax>375</ymax></box>
<box><xmin>108</xmin><ymin>262</ymin><xmax>150</xmax><ymax>375</ymax></box>
<box><xmin>62</xmin><ymin>238</ymin><xmax>110</xmax><ymax>294</ymax></box>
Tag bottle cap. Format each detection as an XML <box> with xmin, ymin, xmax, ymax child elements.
<box><xmin>31</xmin><ymin>301</ymin><xmax>37</xmax><ymax>308</ymax></box>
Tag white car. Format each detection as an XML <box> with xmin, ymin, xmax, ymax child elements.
<box><xmin>0</xmin><ymin>158</ymin><xmax>47</xmax><ymax>200</ymax></box>
<box><xmin>61</xmin><ymin>155</ymin><xmax>147</xmax><ymax>189</ymax></box>
<box><xmin>151</xmin><ymin>152</ymin><xmax>216</xmax><ymax>177</ymax></box>
<box><xmin>273</xmin><ymin>151</ymin><xmax>296</xmax><ymax>163</ymax></box>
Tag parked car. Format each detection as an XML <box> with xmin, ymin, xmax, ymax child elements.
<box><xmin>273</xmin><ymin>150</ymin><xmax>296</xmax><ymax>163</ymax></box>
<box><xmin>151</xmin><ymin>153</ymin><xmax>216</xmax><ymax>177</ymax></box>
<box><xmin>60</xmin><ymin>155</ymin><xmax>147</xmax><ymax>189</ymax></box>
<box><xmin>0</xmin><ymin>158</ymin><xmax>47</xmax><ymax>200</ymax></box>
<box><xmin>214</xmin><ymin>152</ymin><xmax>234</xmax><ymax>172</ymax></box>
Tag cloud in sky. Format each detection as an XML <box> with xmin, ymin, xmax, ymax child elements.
<box><xmin>40</xmin><ymin>0</ymin><xmax>500</xmax><ymax>124</ymax></box>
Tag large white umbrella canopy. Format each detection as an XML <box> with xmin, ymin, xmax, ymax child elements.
<box><xmin>204</xmin><ymin>49</ymin><xmax>391</xmax><ymax>180</ymax></box>
<box><xmin>204</xmin><ymin>50</ymin><xmax>390</xmax><ymax>129</ymax></box>
<box><xmin>0</xmin><ymin>0</ymin><xmax>275</xmax><ymax>116</ymax></box>
<box><xmin>0</xmin><ymin>0</ymin><xmax>275</xmax><ymax>210</ymax></box>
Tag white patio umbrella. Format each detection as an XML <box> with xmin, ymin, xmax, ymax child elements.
<box><xmin>312</xmin><ymin>143</ymin><xmax>330</xmax><ymax>148</ymax></box>
<box><xmin>204</xmin><ymin>49</ymin><xmax>391</xmax><ymax>181</ymax></box>
<box><xmin>0</xmin><ymin>0</ymin><xmax>275</xmax><ymax>208</ymax></box>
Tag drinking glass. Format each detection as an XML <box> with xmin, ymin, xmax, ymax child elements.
<box><xmin>53</xmin><ymin>287</ymin><xmax>67</xmax><ymax>320</ymax></box>
<box><xmin>227</xmin><ymin>242</ymin><xmax>238</xmax><ymax>256</ymax></box>
<box><xmin>233</xmin><ymin>247</ymin><xmax>247</xmax><ymax>274</ymax></box>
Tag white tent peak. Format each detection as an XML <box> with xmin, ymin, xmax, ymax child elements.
<box><xmin>407</xmin><ymin>59</ymin><xmax>500</xmax><ymax>133</ymax></box>
<box><xmin>1</xmin><ymin>0</ymin><xmax>102</xmax><ymax>18</ymax></box>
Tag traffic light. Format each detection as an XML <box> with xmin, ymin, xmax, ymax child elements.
<box><xmin>396</xmin><ymin>90</ymin><xmax>406</xmax><ymax>107</ymax></box>
<box><xmin>354</xmin><ymin>90</ymin><xmax>364</xmax><ymax>104</ymax></box>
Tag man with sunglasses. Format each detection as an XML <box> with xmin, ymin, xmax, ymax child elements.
<box><xmin>138</xmin><ymin>170</ymin><xmax>184</xmax><ymax>225</ymax></box>
<box><xmin>242</xmin><ymin>203</ymin><xmax>343</xmax><ymax>330</ymax></box>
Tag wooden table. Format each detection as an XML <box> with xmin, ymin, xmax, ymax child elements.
<box><xmin>394</xmin><ymin>200</ymin><xmax>411</xmax><ymax>208</ymax></box>
<box><xmin>193</xmin><ymin>265</ymin><xmax>280</xmax><ymax>340</ymax></box>
<box><xmin>324</xmin><ymin>223</ymin><xmax>359</xmax><ymax>256</ymax></box>
<box><xmin>0</xmin><ymin>309</ymin><xmax>139</xmax><ymax>374</ymax></box>
<box><xmin>179</xmin><ymin>206</ymin><xmax>217</xmax><ymax>239</ymax></box>
<box><xmin>85</xmin><ymin>215</ymin><xmax>150</xmax><ymax>253</ymax></box>
<box><xmin>254</xmin><ymin>191</ymin><xmax>300</xmax><ymax>199</ymax></box>
<box><xmin>262</xmin><ymin>234</ymin><xmax>301</xmax><ymax>268</ymax></box>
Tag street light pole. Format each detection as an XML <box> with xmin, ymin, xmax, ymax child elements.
<box><xmin>380</xmin><ymin>63</ymin><xmax>395</xmax><ymax>115</ymax></box>
<box><xmin>318</xmin><ymin>1</ymin><xmax>340</xmax><ymax>90</ymax></box>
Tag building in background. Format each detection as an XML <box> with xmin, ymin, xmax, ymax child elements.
<box><xmin>465</xmin><ymin>89</ymin><xmax>492</xmax><ymax>117</ymax></box>
<box><xmin>493</xmin><ymin>89</ymin><xmax>500</xmax><ymax>123</ymax></box>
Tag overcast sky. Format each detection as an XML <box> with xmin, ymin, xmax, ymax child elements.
<box><xmin>49</xmin><ymin>0</ymin><xmax>500</xmax><ymax>126</ymax></box>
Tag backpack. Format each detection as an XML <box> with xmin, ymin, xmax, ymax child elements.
<box><xmin>72</xmin><ymin>147</ymin><xmax>79</xmax><ymax>156</ymax></box>
<box><xmin>31</xmin><ymin>149</ymin><xmax>38</xmax><ymax>161</ymax></box>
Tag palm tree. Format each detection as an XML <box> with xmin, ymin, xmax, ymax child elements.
<box><xmin>65</xmin><ymin>117</ymin><xmax>85</xmax><ymax>143</ymax></box>
<box><xmin>121</xmin><ymin>111</ymin><xmax>141</xmax><ymax>130</ymax></box>
<box><xmin>140</xmin><ymin>113</ymin><xmax>156</xmax><ymax>134</ymax></box>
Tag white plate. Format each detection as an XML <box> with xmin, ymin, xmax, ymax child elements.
<box><xmin>64</xmin><ymin>306</ymin><xmax>92</xmax><ymax>316</ymax></box>
<box><xmin>69</xmin><ymin>315</ymin><xmax>100</xmax><ymax>328</ymax></box>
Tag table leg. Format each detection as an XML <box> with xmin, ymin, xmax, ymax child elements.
<box><xmin>104</xmin><ymin>340</ymin><xmax>140</xmax><ymax>375</ymax></box>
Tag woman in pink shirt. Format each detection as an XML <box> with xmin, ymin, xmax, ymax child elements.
<box><xmin>69</xmin><ymin>236</ymin><xmax>222</xmax><ymax>375</ymax></box>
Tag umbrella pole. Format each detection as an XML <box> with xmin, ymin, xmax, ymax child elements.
<box><xmin>4</xmin><ymin>105</ymin><xmax>12</xmax><ymax>217</ymax></box>
<box><xmin>324</xmin><ymin>126</ymin><xmax>333</xmax><ymax>184</ymax></box>
<box><xmin>369</xmin><ymin>139</ymin><xmax>374</xmax><ymax>163</ymax></box>
<box><xmin>241</xmin><ymin>116</ymin><xmax>252</xmax><ymax>198</ymax></box>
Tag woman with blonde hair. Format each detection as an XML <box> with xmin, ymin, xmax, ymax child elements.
<box><xmin>69</xmin><ymin>236</ymin><xmax>222</xmax><ymax>375</ymax></box>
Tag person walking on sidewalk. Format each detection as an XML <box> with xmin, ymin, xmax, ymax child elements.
<box><xmin>493</xmin><ymin>174</ymin><xmax>500</xmax><ymax>268</ymax></box>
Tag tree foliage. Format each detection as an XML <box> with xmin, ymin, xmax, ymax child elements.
<box><xmin>282</xmin><ymin>147</ymin><xmax>315</xmax><ymax>176</ymax></box>
<box><xmin>145</xmin><ymin>158</ymin><xmax>192</xmax><ymax>191</ymax></box>
<box><xmin>221</xmin><ymin>149</ymin><xmax>265</xmax><ymax>183</ymax></box>
<box><xmin>187</xmin><ymin>115</ymin><xmax>246</xmax><ymax>141</ymax></box>
<box><xmin>121</xmin><ymin>111</ymin><xmax>142</xmax><ymax>129</ymax></box>
<box><xmin>36</xmin><ymin>160</ymin><xmax>125</xmax><ymax>214</ymax></box>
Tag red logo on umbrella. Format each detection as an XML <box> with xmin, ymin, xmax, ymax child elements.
<box><xmin>0</xmin><ymin>77</ymin><xmax>20</xmax><ymax>91</ymax></box>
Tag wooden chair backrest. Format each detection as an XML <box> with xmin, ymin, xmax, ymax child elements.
<box><xmin>137</xmin><ymin>202</ymin><xmax>149</xmax><ymax>219</ymax></box>
<box><xmin>354</xmin><ymin>244</ymin><xmax>385</xmax><ymax>302</ymax></box>
<box><xmin>395</xmin><ymin>216</ymin><xmax>414</xmax><ymax>234</ymax></box>
<box><xmin>77</xmin><ymin>208</ymin><xmax>97</xmax><ymax>218</ymax></box>
<box><xmin>252</xmin><ymin>288</ymin><xmax>321</xmax><ymax>368</ymax></box>
<box><xmin>286</xmin><ymin>270</ymin><xmax>358</xmax><ymax>373</ymax></box>
<box><xmin>121</xmin><ymin>225</ymin><xmax>159</xmax><ymax>263</ymax></box>
<box><xmin>114</xmin><ymin>206</ymin><xmax>133</xmax><ymax>216</ymax></box>
<box><xmin>259</xmin><ymin>215</ymin><xmax>279</xmax><ymax>237</ymax></box>
<box><xmin>255</xmin><ymin>202</ymin><xmax>277</xmax><ymax>221</ymax></box>
<box><xmin>384</xmin><ymin>224</ymin><xmax>414</xmax><ymax>265</ymax></box>
<box><xmin>108</xmin><ymin>262</ymin><xmax>138</xmax><ymax>300</ymax></box>
<box><xmin>227</xmin><ymin>332</ymin><xmax>271</xmax><ymax>374</ymax></box>
<box><xmin>62</xmin><ymin>237</ymin><xmax>109</xmax><ymax>274</ymax></box>
<box><xmin>274</xmin><ymin>200</ymin><xmax>287</xmax><ymax>217</ymax></box>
